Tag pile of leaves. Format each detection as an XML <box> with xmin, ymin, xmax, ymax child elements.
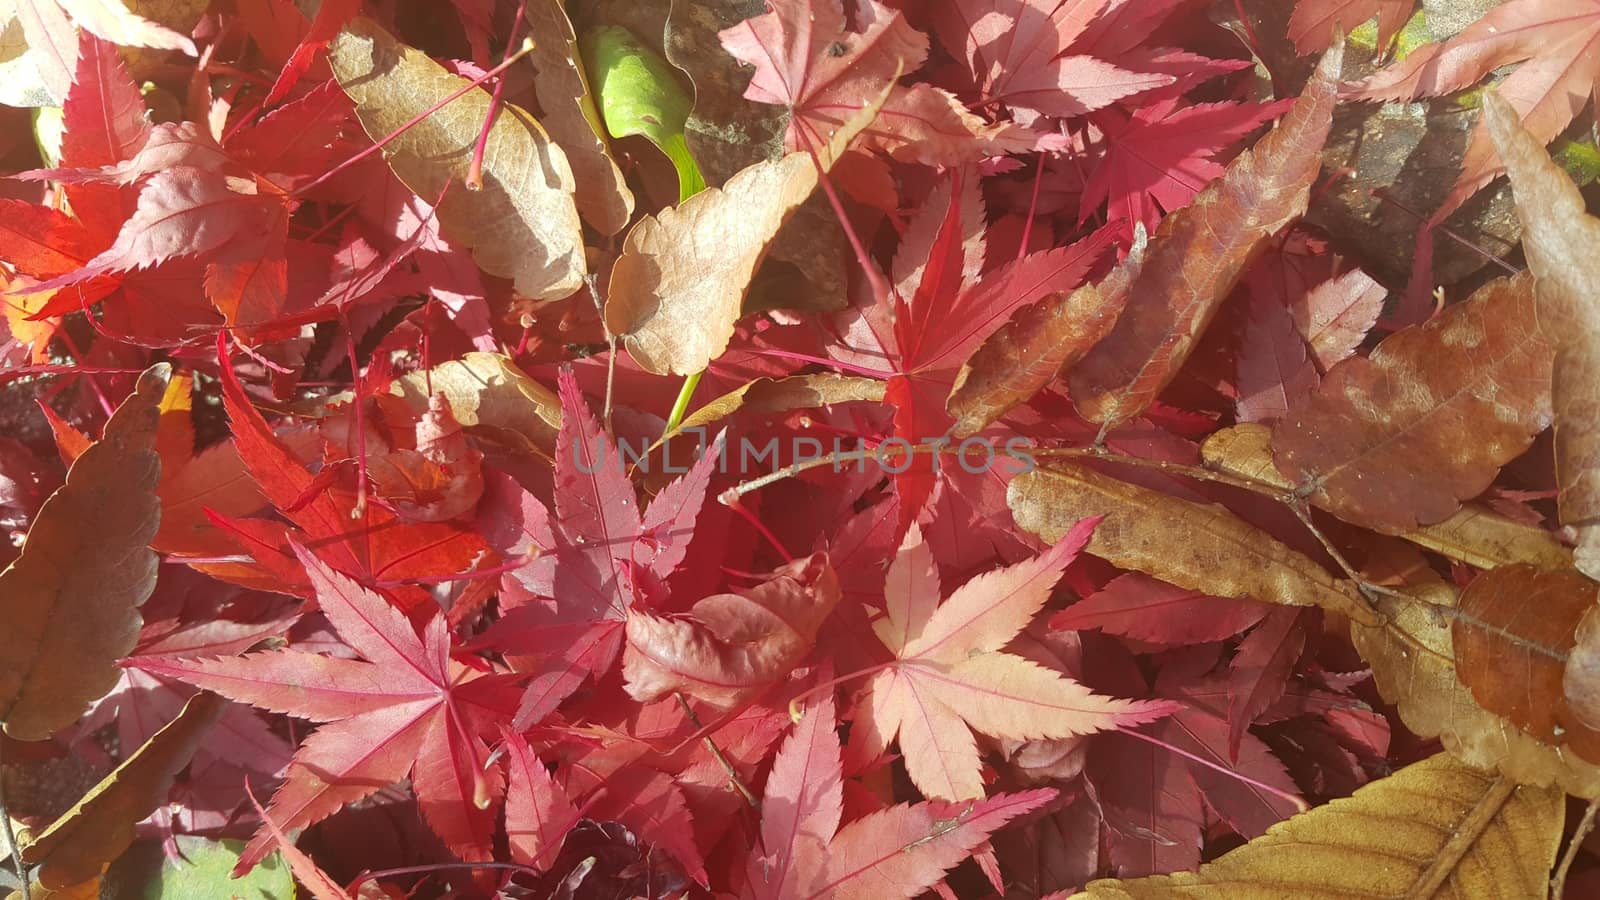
<box><xmin>2</xmin><ymin>0</ymin><xmax>1600</xmax><ymax>897</ymax></box>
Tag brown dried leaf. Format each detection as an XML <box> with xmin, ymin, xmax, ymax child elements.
<box><xmin>327</xmin><ymin>17</ymin><xmax>585</xmax><ymax>300</ymax></box>
<box><xmin>1451</xmin><ymin>564</ymin><xmax>1600</xmax><ymax>763</ymax></box>
<box><xmin>664</xmin><ymin>373</ymin><xmax>885</xmax><ymax>442</ymax></box>
<box><xmin>525</xmin><ymin>0</ymin><xmax>634</xmax><ymax>235</ymax></box>
<box><xmin>0</xmin><ymin>364</ymin><xmax>166</xmax><ymax>742</ymax></box>
<box><xmin>389</xmin><ymin>352</ymin><xmax>561</xmax><ymax>458</ymax></box>
<box><xmin>1075</xmin><ymin>751</ymin><xmax>1563</xmax><ymax>899</ymax></box>
<box><xmin>1353</xmin><ymin>568</ymin><xmax>1600</xmax><ymax>799</ymax></box>
<box><xmin>21</xmin><ymin>692</ymin><xmax>224</xmax><ymax>889</ymax></box>
<box><xmin>1067</xmin><ymin>43</ymin><xmax>1341</xmax><ymax>430</ymax></box>
<box><xmin>1204</xmin><ymin>423</ymin><xmax>1572</xmax><ymax>571</ymax></box>
<box><xmin>662</xmin><ymin>0</ymin><xmax>787</xmax><ymax>186</ymax></box>
<box><xmin>1272</xmin><ymin>273</ymin><xmax>1554</xmax><ymax>534</ymax></box>
<box><xmin>1483</xmin><ymin>91</ymin><xmax>1600</xmax><ymax>580</ymax></box>
<box><xmin>1569</xmin><ymin>606</ymin><xmax>1600</xmax><ymax>731</ymax></box>
<box><xmin>604</xmin><ymin>85</ymin><xmax>885</xmax><ymax>375</ymax></box>
<box><xmin>948</xmin><ymin>240</ymin><xmax>1143</xmax><ymax>438</ymax></box>
<box><xmin>1006</xmin><ymin>463</ymin><xmax>1379</xmax><ymax>625</ymax></box>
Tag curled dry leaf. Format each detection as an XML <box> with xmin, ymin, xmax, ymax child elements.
<box><xmin>1570</xmin><ymin>605</ymin><xmax>1600</xmax><ymax>731</ymax></box>
<box><xmin>622</xmin><ymin>553</ymin><xmax>841</xmax><ymax>707</ymax></box>
<box><xmin>0</xmin><ymin>363</ymin><xmax>166</xmax><ymax>742</ymax></box>
<box><xmin>327</xmin><ymin>17</ymin><xmax>585</xmax><ymax>300</ymax></box>
<box><xmin>21</xmin><ymin>692</ymin><xmax>224</xmax><ymax>890</ymax></box>
<box><xmin>947</xmin><ymin>235</ymin><xmax>1145</xmax><ymax>438</ymax></box>
<box><xmin>1271</xmin><ymin>273</ymin><xmax>1554</xmax><ymax>535</ymax></box>
<box><xmin>604</xmin><ymin>81</ymin><xmax>888</xmax><ymax>375</ymax></box>
<box><xmin>525</xmin><ymin>0</ymin><xmax>634</xmax><ymax>234</ymax></box>
<box><xmin>1450</xmin><ymin>564</ymin><xmax>1600</xmax><ymax>762</ymax></box>
<box><xmin>389</xmin><ymin>352</ymin><xmax>562</xmax><ymax>457</ymax></box>
<box><xmin>1075</xmin><ymin>751</ymin><xmax>1563</xmax><ymax>899</ymax></box>
<box><xmin>1483</xmin><ymin>90</ymin><xmax>1600</xmax><ymax>579</ymax></box>
<box><xmin>1067</xmin><ymin>42</ymin><xmax>1342</xmax><ymax>431</ymax></box>
<box><xmin>1203</xmin><ymin>423</ymin><xmax>1573</xmax><ymax>571</ymax></box>
<box><xmin>1352</xmin><ymin>570</ymin><xmax>1600</xmax><ymax>799</ymax></box>
<box><xmin>661</xmin><ymin>373</ymin><xmax>886</xmax><ymax>445</ymax></box>
<box><xmin>1007</xmin><ymin>463</ymin><xmax>1380</xmax><ymax>626</ymax></box>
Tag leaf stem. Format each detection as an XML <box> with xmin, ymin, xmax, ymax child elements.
<box><xmin>0</xmin><ymin>745</ymin><xmax>30</xmax><ymax>900</ymax></box>
<box><xmin>664</xmin><ymin>371</ymin><xmax>703</xmax><ymax>434</ymax></box>
<box><xmin>674</xmin><ymin>694</ymin><xmax>759</xmax><ymax>808</ymax></box>
<box><xmin>292</xmin><ymin>38</ymin><xmax>538</xmax><ymax>198</ymax></box>
<box><xmin>1122</xmin><ymin>725</ymin><xmax>1309</xmax><ymax>814</ymax></box>
<box><xmin>466</xmin><ymin>0</ymin><xmax>532</xmax><ymax>191</ymax></box>
<box><xmin>1553</xmin><ymin>798</ymin><xmax>1598</xmax><ymax>899</ymax></box>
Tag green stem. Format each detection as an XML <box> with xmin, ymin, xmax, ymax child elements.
<box><xmin>664</xmin><ymin>371</ymin><xmax>703</xmax><ymax>434</ymax></box>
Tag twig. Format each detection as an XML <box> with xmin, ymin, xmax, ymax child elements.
<box><xmin>0</xmin><ymin>745</ymin><xmax>30</xmax><ymax>900</ymax></box>
<box><xmin>1553</xmin><ymin>798</ymin><xmax>1599</xmax><ymax>899</ymax></box>
<box><xmin>583</xmin><ymin>274</ymin><xmax>616</xmax><ymax>433</ymax></box>
<box><xmin>674</xmin><ymin>695</ymin><xmax>758</xmax><ymax>809</ymax></box>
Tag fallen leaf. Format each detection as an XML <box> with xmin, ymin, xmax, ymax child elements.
<box><xmin>21</xmin><ymin>692</ymin><xmax>223</xmax><ymax>890</ymax></box>
<box><xmin>502</xmin><ymin>728</ymin><xmax>580</xmax><ymax>871</ymax></box>
<box><xmin>1050</xmin><ymin>572</ymin><xmax>1268</xmax><ymax>646</ymax></box>
<box><xmin>661</xmin><ymin>0</ymin><xmax>787</xmax><ymax>184</ymax></box>
<box><xmin>583</xmin><ymin>23</ymin><xmax>705</xmax><ymax>200</ymax></box>
<box><xmin>389</xmin><ymin>352</ymin><xmax>562</xmax><ymax>458</ymax></box>
<box><xmin>604</xmin><ymin>81</ymin><xmax>884</xmax><ymax>375</ymax></box>
<box><xmin>1008</xmin><ymin>463</ymin><xmax>1380</xmax><ymax>625</ymax></box>
<box><xmin>1272</xmin><ymin>273</ymin><xmax>1554</xmax><ymax>534</ymax></box>
<box><xmin>327</xmin><ymin>16</ymin><xmax>585</xmax><ymax>299</ymax></box>
<box><xmin>56</xmin><ymin>0</ymin><xmax>196</xmax><ymax>54</ymax></box>
<box><xmin>1483</xmin><ymin>90</ymin><xmax>1600</xmax><ymax>579</ymax></box>
<box><xmin>746</xmin><ymin>691</ymin><xmax>1057</xmax><ymax>899</ymax></box>
<box><xmin>1292</xmin><ymin>267</ymin><xmax>1385</xmax><ymax>370</ymax></box>
<box><xmin>1075</xmin><ymin>751</ymin><xmax>1563</xmax><ymax>898</ymax></box>
<box><xmin>855</xmin><ymin>521</ymin><xmax>1175</xmax><ymax>801</ymax></box>
<box><xmin>1068</xmin><ymin>42</ymin><xmax>1342</xmax><ymax>431</ymax></box>
<box><xmin>0</xmin><ymin>363</ymin><xmax>166</xmax><ymax>741</ymax></box>
<box><xmin>525</xmin><ymin>0</ymin><xmax>633</xmax><ymax>234</ymax></box>
<box><xmin>622</xmin><ymin>553</ymin><xmax>841</xmax><ymax>707</ymax></box>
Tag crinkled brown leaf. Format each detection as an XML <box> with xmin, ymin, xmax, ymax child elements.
<box><xmin>0</xmin><ymin>364</ymin><xmax>167</xmax><ymax>742</ymax></box>
<box><xmin>1353</xmin><ymin>565</ymin><xmax>1600</xmax><ymax>799</ymax></box>
<box><xmin>1007</xmin><ymin>463</ymin><xmax>1379</xmax><ymax>625</ymax></box>
<box><xmin>389</xmin><ymin>352</ymin><xmax>561</xmax><ymax>458</ymax></box>
<box><xmin>327</xmin><ymin>17</ymin><xmax>585</xmax><ymax>299</ymax></box>
<box><xmin>20</xmin><ymin>692</ymin><xmax>224</xmax><ymax>889</ymax></box>
<box><xmin>663</xmin><ymin>373</ymin><xmax>885</xmax><ymax>443</ymax></box>
<box><xmin>1204</xmin><ymin>423</ymin><xmax>1573</xmax><ymax>571</ymax></box>
<box><xmin>622</xmin><ymin>553</ymin><xmax>840</xmax><ymax>707</ymax></box>
<box><xmin>1075</xmin><ymin>751</ymin><xmax>1563</xmax><ymax>899</ymax></box>
<box><xmin>1483</xmin><ymin>90</ymin><xmax>1600</xmax><ymax>579</ymax></box>
<box><xmin>1067</xmin><ymin>43</ymin><xmax>1342</xmax><ymax>430</ymax></box>
<box><xmin>604</xmin><ymin>84</ymin><xmax>886</xmax><ymax>375</ymax></box>
<box><xmin>948</xmin><ymin>238</ymin><xmax>1142</xmax><ymax>438</ymax></box>
<box><xmin>1272</xmin><ymin>272</ymin><xmax>1553</xmax><ymax>535</ymax></box>
<box><xmin>1451</xmin><ymin>564</ymin><xmax>1600</xmax><ymax>763</ymax></box>
<box><xmin>525</xmin><ymin>0</ymin><xmax>633</xmax><ymax>235</ymax></box>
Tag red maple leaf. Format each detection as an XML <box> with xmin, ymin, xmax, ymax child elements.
<box><xmin>134</xmin><ymin>544</ymin><xmax>522</xmax><ymax>870</ymax></box>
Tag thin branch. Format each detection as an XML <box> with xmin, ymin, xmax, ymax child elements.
<box><xmin>0</xmin><ymin>745</ymin><xmax>30</xmax><ymax>900</ymax></box>
<box><xmin>1553</xmin><ymin>799</ymin><xmax>1599</xmax><ymax>899</ymax></box>
<box><xmin>674</xmin><ymin>694</ymin><xmax>758</xmax><ymax>809</ymax></box>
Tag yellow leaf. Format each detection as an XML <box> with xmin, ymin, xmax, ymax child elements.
<box><xmin>327</xmin><ymin>17</ymin><xmax>585</xmax><ymax>300</ymax></box>
<box><xmin>21</xmin><ymin>693</ymin><xmax>224</xmax><ymax>889</ymax></box>
<box><xmin>1075</xmin><ymin>751</ymin><xmax>1564</xmax><ymax>899</ymax></box>
<box><xmin>0</xmin><ymin>364</ymin><xmax>166</xmax><ymax>741</ymax></box>
<box><xmin>1006</xmin><ymin>463</ymin><xmax>1380</xmax><ymax>626</ymax></box>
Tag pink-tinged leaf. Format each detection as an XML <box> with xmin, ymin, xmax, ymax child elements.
<box><xmin>553</xmin><ymin>366</ymin><xmax>641</xmax><ymax>616</ymax></box>
<box><xmin>503</xmin><ymin>728</ymin><xmax>580</xmax><ymax>871</ymax></box>
<box><xmin>1235</xmin><ymin>289</ymin><xmax>1320</xmax><ymax>423</ymax></box>
<box><xmin>1158</xmin><ymin>698</ymin><xmax>1302</xmax><ymax>838</ymax></box>
<box><xmin>56</xmin><ymin>0</ymin><xmax>198</xmax><ymax>55</ymax></box>
<box><xmin>635</xmin><ymin>432</ymin><xmax>723</xmax><ymax>579</ymax></box>
<box><xmin>1069</xmin><ymin>43</ymin><xmax>1342</xmax><ymax>430</ymax></box>
<box><xmin>1227</xmin><ymin>609</ymin><xmax>1306</xmax><ymax>760</ymax></box>
<box><xmin>1292</xmin><ymin>267</ymin><xmax>1385</xmax><ymax>369</ymax></box>
<box><xmin>622</xmin><ymin>553</ymin><xmax>841</xmax><ymax>707</ymax></box>
<box><xmin>876</xmin><ymin>523</ymin><xmax>941</xmax><ymax>655</ymax></box>
<box><xmin>412</xmin><ymin>708</ymin><xmax>502</xmax><ymax>862</ymax></box>
<box><xmin>932</xmin><ymin>0</ymin><xmax>1172</xmax><ymax>117</ymax></box>
<box><xmin>1288</xmin><ymin>0</ymin><xmax>1414</xmax><ymax>55</ymax></box>
<box><xmin>264</xmin><ymin>0</ymin><xmax>361</xmax><ymax>106</ymax></box>
<box><xmin>815</xmin><ymin>789</ymin><xmax>1057</xmax><ymax>900</ymax></box>
<box><xmin>131</xmin><ymin>651</ymin><xmax>435</xmax><ymax>722</ymax></box>
<box><xmin>749</xmin><ymin>694</ymin><xmax>843</xmax><ymax>900</ymax></box>
<box><xmin>1344</xmin><ymin>0</ymin><xmax>1600</xmax><ymax>222</ymax></box>
<box><xmin>15</xmin><ymin>0</ymin><xmax>75</xmax><ymax>104</ymax></box>
<box><xmin>718</xmin><ymin>0</ymin><xmax>1044</xmax><ymax>164</ymax></box>
<box><xmin>578</xmin><ymin>765</ymin><xmax>708</xmax><ymax>885</ymax></box>
<box><xmin>858</xmin><ymin>519</ymin><xmax>1176</xmax><ymax>800</ymax></box>
<box><xmin>1050</xmin><ymin>573</ymin><xmax>1269</xmax><ymax>646</ymax></box>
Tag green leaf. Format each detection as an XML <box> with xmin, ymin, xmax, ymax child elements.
<box><xmin>581</xmin><ymin>24</ymin><xmax>706</xmax><ymax>201</ymax></box>
<box><xmin>108</xmin><ymin>837</ymin><xmax>295</xmax><ymax>899</ymax></box>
